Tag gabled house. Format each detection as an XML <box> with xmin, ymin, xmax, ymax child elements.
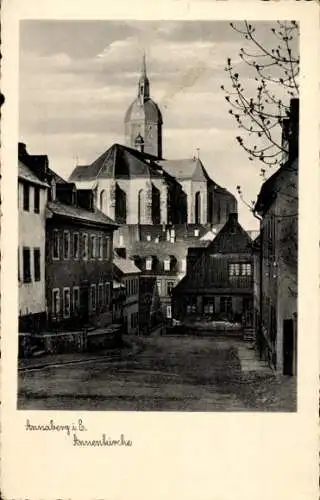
<box><xmin>172</xmin><ymin>213</ymin><xmax>254</xmax><ymax>326</ymax></box>
<box><xmin>253</xmin><ymin>98</ymin><xmax>298</xmax><ymax>376</ymax></box>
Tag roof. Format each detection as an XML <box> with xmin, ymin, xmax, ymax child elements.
<box><xmin>254</xmin><ymin>158</ymin><xmax>298</xmax><ymax>215</ymax></box>
<box><xmin>207</xmin><ymin>213</ymin><xmax>252</xmax><ymax>253</ymax></box>
<box><xmin>69</xmin><ymin>143</ymin><xmax>168</xmax><ymax>182</ymax></box>
<box><xmin>124</xmin><ymin>97</ymin><xmax>163</xmax><ymax>125</ymax></box>
<box><xmin>18</xmin><ymin>161</ymin><xmax>49</xmax><ymax>187</ymax></box>
<box><xmin>159</xmin><ymin>158</ymin><xmax>210</xmax><ymax>182</ymax></box>
<box><xmin>113</xmin><ymin>257</ymin><xmax>141</xmax><ymax>275</ymax></box>
<box><xmin>46</xmin><ymin>200</ymin><xmax>118</xmax><ymax>228</ymax></box>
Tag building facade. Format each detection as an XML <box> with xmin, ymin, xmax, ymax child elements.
<box><xmin>172</xmin><ymin>213</ymin><xmax>254</xmax><ymax>326</ymax></box>
<box><xmin>254</xmin><ymin>100</ymin><xmax>298</xmax><ymax>376</ymax></box>
<box><xmin>45</xmin><ymin>184</ymin><xmax>118</xmax><ymax>331</ymax></box>
<box><xmin>18</xmin><ymin>152</ymin><xmax>48</xmax><ymax>332</ymax></box>
<box><xmin>113</xmin><ymin>257</ymin><xmax>140</xmax><ymax>335</ymax></box>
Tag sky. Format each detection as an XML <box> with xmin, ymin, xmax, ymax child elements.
<box><xmin>19</xmin><ymin>20</ymin><xmax>297</xmax><ymax>230</ymax></box>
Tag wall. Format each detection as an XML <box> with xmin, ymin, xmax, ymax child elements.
<box><xmin>45</xmin><ymin>219</ymin><xmax>114</xmax><ymax>329</ymax></box>
<box><xmin>18</xmin><ymin>181</ymin><xmax>47</xmax><ymax>317</ymax></box>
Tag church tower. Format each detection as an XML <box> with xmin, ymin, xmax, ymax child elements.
<box><xmin>124</xmin><ymin>54</ymin><xmax>163</xmax><ymax>159</ymax></box>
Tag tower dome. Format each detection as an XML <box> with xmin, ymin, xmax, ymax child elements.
<box><xmin>124</xmin><ymin>53</ymin><xmax>163</xmax><ymax>159</ymax></box>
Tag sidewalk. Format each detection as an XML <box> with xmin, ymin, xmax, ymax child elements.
<box><xmin>237</xmin><ymin>342</ymin><xmax>272</xmax><ymax>374</ymax></box>
<box><xmin>18</xmin><ymin>335</ymin><xmax>143</xmax><ymax>371</ymax></box>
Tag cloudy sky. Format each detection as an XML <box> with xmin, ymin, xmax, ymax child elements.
<box><xmin>19</xmin><ymin>20</ymin><xmax>292</xmax><ymax>229</ymax></box>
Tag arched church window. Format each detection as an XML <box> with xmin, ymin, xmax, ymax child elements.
<box><xmin>195</xmin><ymin>191</ymin><xmax>201</xmax><ymax>224</ymax></box>
<box><xmin>115</xmin><ymin>184</ymin><xmax>127</xmax><ymax>224</ymax></box>
<box><xmin>151</xmin><ymin>184</ymin><xmax>161</xmax><ymax>225</ymax></box>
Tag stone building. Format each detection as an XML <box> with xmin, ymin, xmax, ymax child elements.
<box><xmin>69</xmin><ymin>55</ymin><xmax>237</xmax><ymax>322</ymax></box>
<box><xmin>172</xmin><ymin>213</ymin><xmax>254</xmax><ymax>327</ymax></box>
<box><xmin>253</xmin><ymin>99</ymin><xmax>298</xmax><ymax>376</ymax></box>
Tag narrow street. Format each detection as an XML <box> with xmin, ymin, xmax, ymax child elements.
<box><xmin>18</xmin><ymin>335</ymin><xmax>296</xmax><ymax>412</ymax></box>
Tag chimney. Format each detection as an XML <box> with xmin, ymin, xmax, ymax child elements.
<box><xmin>18</xmin><ymin>142</ymin><xmax>28</xmax><ymax>159</ymax></box>
<box><xmin>77</xmin><ymin>189</ymin><xmax>94</xmax><ymax>212</ymax></box>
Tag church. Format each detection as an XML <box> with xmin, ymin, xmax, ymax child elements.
<box><xmin>69</xmin><ymin>54</ymin><xmax>238</xmax><ymax>327</ymax></box>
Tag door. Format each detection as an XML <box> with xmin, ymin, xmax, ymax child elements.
<box><xmin>283</xmin><ymin>319</ymin><xmax>294</xmax><ymax>376</ymax></box>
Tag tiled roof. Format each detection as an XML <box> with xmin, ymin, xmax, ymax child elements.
<box><xmin>159</xmin><ymin>158</ymin><xmax>210</xmax><ymax>181</ymax></box>
<box><xmin>18</xmin><ymin>161</ymin><xmax>49</xmax><ymax>187</ymax></box>
<box><xmin>254</xmin><ymin>158</ymin><xmax>298</xmax><ymax>215</ymax></box>
<box><xmin>46</xmin><ymin>200</ymin><xmax>118</xmax><ymax>227</ymax></box>
<box><xmin>69</xmin><ymin>143</ymin><xmax>168</xmax><ymax>182</ymax></box>
<box><xmin>113</xmin><ymin>257</ymin><xmax>141</xmax><ymax>275</ymax></box>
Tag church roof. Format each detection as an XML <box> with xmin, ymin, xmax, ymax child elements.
<box><xmin>159</xmin><ymin>158</ymin><xmax>210</xmax><ymax>182</ymax></box>
<box><xmin>124</xmin><ymin>97</ymin><xmax>163</xmax><ymax>125</ymax></box>
<box><xmin>69</xmin><ymin>143</ymin><xmax>166</xmax><ymax>181</ymax></box>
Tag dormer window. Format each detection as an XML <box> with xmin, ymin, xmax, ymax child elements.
<box><xmin>146</xmin><ymin>234</ymin><xmax>151</xmax><ymax>242</ymax></box>
<box><xmin>194</xmin><ymin>228</ymin><xmax>200</xmax><ymax>237</ymax></box>
<box><xmin>155</xmin><ymin>236</ymin><xmax>159</xmax><ymax>243</ymax></box>
<box><xmin>146</xmin><ymin>257</ymin><xmax>152</xmax><ymax>271</ymax></box>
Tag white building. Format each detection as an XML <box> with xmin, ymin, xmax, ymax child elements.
<box><xmin>18</xmin><ymin>157</ymin><xmax>48</xmax><ymax>332</ymax></box>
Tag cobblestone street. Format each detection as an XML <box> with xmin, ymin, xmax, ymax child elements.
<box><xmin>18</xmin><ymin>335</ymin><xmax>296</xmax><ymax>411</ymax></box>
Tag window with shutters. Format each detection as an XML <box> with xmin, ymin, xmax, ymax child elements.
<box><xmin>73</xmin><ymin>232</ymin><xmax>79</xmax><ymax>259</ymax></box>
<box><xmin>52</xmin><ymin>230</ymin><xmax>60</xmax><ymax>260</ymax></box>
<box><xmin>63</xmin><ymin>231</ymin><xmax>70</xmax><ymax>260</ymax></box>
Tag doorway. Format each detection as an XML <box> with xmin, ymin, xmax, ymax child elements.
<box><xmin>283</xmin><ymin>319</ymin><xmax>295</xmax><ymax>376</ymax></box>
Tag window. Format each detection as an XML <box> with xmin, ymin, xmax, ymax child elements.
<box><xmin>63</xmin><ymin>288</ymin><xmax>71</xmax><ymax>318</ymax></box>
<box><xmin>73</xmin><ymin>287</ymin><xmax>80</xmax><ymax>315</ymax></box>
<box><xmin>34</xmin><ymin>248</ymin><xmax>41</xmax><ymax>282</ymax></box>
<box><xmin>90</xmin><ymin>235</ymin><xmax>96</xmax><ymax>259</ymax></box>
<box><xmin>73</xmin><ymin>233</ymin><xmax>79</xmax><ymax>259</ymax></box>
<box><xmin>23</xmin><ymin>247</ymin><xmax>31</xmax><ymax>283</ymax></box>
<box><xmin>220</xmin><ymin>297</ymin><xmax>232</xmax><ymax>314</ymax></box>
<box><xmin>90</xmin><ymin>284</ymin><xmax>96</xmax><ymax>312</ymax></box>
<box><xmin>156</xmin><ymin>280</ymin><xmax>161</xmax><ymax>295</ymax></box>
<box><xmin>82</xmin><ymin>234</ymin><xmax>88</xmax><ymax>260</ymax></box>
<box><xmin>181</xmin><ymin>259</ymin><xmax>187</xmax><ymax>273</ymax></box>
<box><xmin>98</xmin><ymin>283</ymin><xmax>103</xmax><ymax>309</ymax></box>
<box><xmin>98</xmin><ymin>236</ymin><xmax>103</xmax><ymax>260</ymax></box>
<box><xmin>105</xmin><ymin>237</ymin><xmax>111</xmax><ymax>260</ymax></box>
<box><xmin>146</xmin><ymin>234</ymin><xmax>151</xmax><ymax>242</ymax></box>
<box><xmin>146</xmin><ymin>257</ymin><xmax>152</xmax><ymax>271</ymax></box>
<box><xmin>229</xmin><ymin>263</ymin><xmax>240</xmax><ymax>277</ymax></box>
<box><xmin>187</xmin><ymin>301</ymin><xmax>197</xmax><ymax>314</ymax></box>
<box><xmin>52</xmin><ymin>288</ymin><xmax>60</xmax><ymax>319</ymax></box>
<box><xmin>241</xmin><ymin>263</ymin><xmax>252</xmax><ymax>276</ymax></box>
<box><xmin>52</xmin><ymin>230</ymin><xmax>60</xmax><ymax>260</ymax></box>
<box><xmin>167</xmin><ymin>281</ymin><xmax>175</xmax><ymax>296</ymax></box>
<box><xmin>34</xmin><ymin>186</ymin><xmax>40</xmax><ymax>213</ymax></box>
<box><xmin>166</xmin><ymin>305</ymin><xmax>172</xmax><ymax>318</ymax></box>
<box><xmin>23</xmin><ymin>184</ymin><xmax>30</xmax><ymax>211</ymax></box>
<box><xmin>63</xmin><ymin>231</ymin><xmax>70</xmax><ymax>260</ymax></box>
<box><xmin>164</xmin><ymin>258</ymin><xmax>170</xmax><ymax>271</ymax></box>
<box><xmin>204</xmin><ymin>299</ymin><xmax>215</xmax><ymax>315</ymax></box>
